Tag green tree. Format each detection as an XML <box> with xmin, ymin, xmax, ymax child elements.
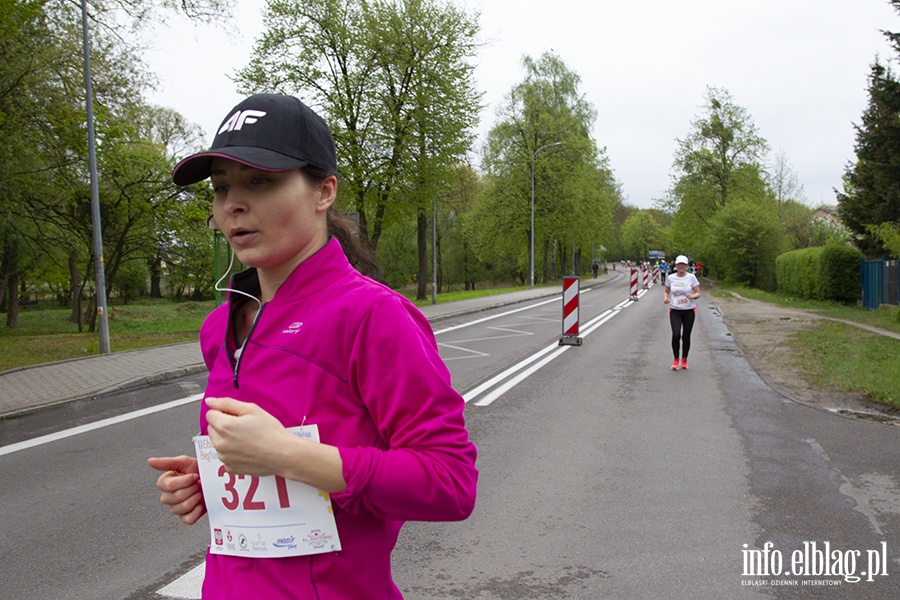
<box><xmin>365</xmin><ymin>0</ymin><xmax>480</xmax><ymax>299</ymax></box>
<box><xmin>621</xmin><ymin>211</ymin><xmax>663</xmax><ymax>262</ymax></box>
<box><xmin>666</xmin><ymin>87</ymin><xmax>776</xmax><ymax>276</ymax></box>
<box><xmin>441</xmin><ymin>164</ymin><xmax>485</xmax><ymax>290</ymax></box>
<box><xmin>839</xmin><ymin>60</ymin><xmax>900</xmax><ymax>256</ymax></box>
<box><xmin>474</xmin><ymin>52</ymin><xmax>618</xmax><ymax>284</ymax></box>
<box><xmin>607</xmin><ymin>199</ymin><xmax>635</xmax><ymax>261</ymax></box>
<box><xmin>705</xmin><ymin>200</ymin><xmax>782</xmax><ymax>289</ymax></box>
<box><xmin>838</xmin><ymin>0</ymin><xmax>900</xmax><ymax>256</ymax></box>
<box><xmin>163</xmin><ymin>194</ymin><xmax>218</xmax><ymax>300</ymax></box>
<box><xmin>237</xmin><ymin>0</ymin><xmax>480</xmax><ymax>298</ymax></box>
<box><xmin>0</xmin><ymin>0</ymin><xmax>231</xmax><ymax>328</ymax></box>
<box><xmin>868</xmin><ymin>222</ymin><xmax>900</xmax><ymax>258</ymax></box>
<box><xmin>668</xmin><ymin>87</ymin><xmax>770</xmax><ymax>223</ymax></box>
<box><xmin>0</xmin><ymin>0</ymin><xmax>65</xmax><ymax>326</ymax></box>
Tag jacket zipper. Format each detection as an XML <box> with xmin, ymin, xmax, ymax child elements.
<box><xmin>233</xmin><ymin>304</ymin><xmax>265</xmax><ymax>389</ymax></box>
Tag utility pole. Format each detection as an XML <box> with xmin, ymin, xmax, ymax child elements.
<box><xmin>81</xmin><ymin>0</ymin><xmax>110</xmax><ymax>353</ymax></box>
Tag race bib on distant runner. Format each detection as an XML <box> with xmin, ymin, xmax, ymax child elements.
<box><xmin>673</xmin><ymin>295</ymin><xmax>691</xmax><ymax>307</ymax></box>
<box><xmin>194</xmin><ymin>425</ymin><xmax>341</xmax><ymax>558</ymax></box>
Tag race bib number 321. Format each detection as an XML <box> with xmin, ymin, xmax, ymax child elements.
<box><xmin>193</xmin><ymin>425</ymin><xmax>342</xmax><ymax>558</ymax></box>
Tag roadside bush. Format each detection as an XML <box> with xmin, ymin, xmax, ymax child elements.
<box><xmin>776</xmin><ymin>247</ymin><xmax>821</xmax><ymax>299</ymax></box>
<box><xmin>821</xmin><ymin>243</ymin><xmax>863</xmax><ymax>303</ymax></box>
<box><xmin>776</xmin><ymin>243</ymin><xmax>861</xmax><ymax>303</ymax></box>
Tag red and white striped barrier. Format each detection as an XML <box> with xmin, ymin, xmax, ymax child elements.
<box><xmin>629</xmin><ymin>268</ymin><xmax>639</xmax><ymax>301</ymax></box>
<box><xmin>559</xmin><ymin>276</ymin><xmax>583</xmax><ymax>346</ymax></box>
<box><xmin>652</xmin><ymin>266</ymin><xmax>659</xmax><ymax>284</ymax></box>
<box><xmin>642</xmin><ymin>268</ymin><xmax>649</xmax><ymax>289</ymax></box>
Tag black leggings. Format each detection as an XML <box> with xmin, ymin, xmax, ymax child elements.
<box><xmin>669</xmin><ymin>308</ymin><xmax>696</xmax><ymax>359</ymax></box>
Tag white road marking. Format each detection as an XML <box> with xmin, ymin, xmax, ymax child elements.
<box><xmin>445</xmin><ymin>325</ymin><xmax>536</xmax><ymax>345</ymax></box>
<box><xmin>462</xmin><ymin>343</ymin><xmax>560</xmax><ymax>403</ymax></box>
<box><xmin>432</xmin><ymin>295</ymin><xmax>564</xmax><ymax>335</ymax></box>
<box><xmin>0</xmin><ymin>394</ymin><xmax>203</xmax><ymax>457</ymax></box>
<box><xmin>156</xmin><ymin>562</ymin><xmax>204</xmax><ymax>599</ymax></box>
<box><xmin>464</xmin><ymin>306</ymin><xmax>625</xmax><ymax>406</ymax></box>
<box><xmin>473</xmin><ymin>346</ymin><xmax>571</xmax><ymax>406</ymax></box>
<box><xmin>437</xmin><ymin>343</ymin><xmax>491</xmax><ymax>361</ymax></box>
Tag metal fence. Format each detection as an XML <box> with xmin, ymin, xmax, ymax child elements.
<box><xmin>862</xmin><ymin>259</ymin><xmax>899</xmax><ymax>310</ymax></box>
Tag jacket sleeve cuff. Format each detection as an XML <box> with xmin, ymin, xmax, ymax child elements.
<box><xmin>330</xmin><ymin>444</ymin><xmax>477</xmax><ymax>522</ymax></box>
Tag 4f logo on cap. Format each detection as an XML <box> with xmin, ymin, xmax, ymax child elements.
<box><xmin>218</xmin><ymin>109</ymin><xmax>267</xmax><ymax>134</ymax></box>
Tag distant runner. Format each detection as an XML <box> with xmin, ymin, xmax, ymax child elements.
<box><xmin>663</xmin><ymin>255</ymin><xmax>700</xmax><ymax>370</ymax></box>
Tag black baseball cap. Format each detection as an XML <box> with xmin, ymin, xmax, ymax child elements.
<box><xmin>172</xmin><ymin>93</ymin><xmax>337</xmax><ymax>186</ymax></box>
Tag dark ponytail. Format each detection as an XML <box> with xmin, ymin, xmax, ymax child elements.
<box><xmin>302</xmin><ymin>167</ymin><xmax>382</xmax><ymax>280</ymax></box>
<box><xmin>326</xmin><ymin>207</ymin><xmax>382</xmax><ymax>279</ymax></box>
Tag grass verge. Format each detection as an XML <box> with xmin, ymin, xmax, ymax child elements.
<box><xmin>711</xmin><ymin>280</ymin><xmax>900</xmax><ymax>410</ymax></box>
<box><xmin>0</xmin><ymin>300</ymin><xmax>215</xmax><ymax>372</ymax></box>
<box><xmin>791</xmin><ymin>321</ymin><xmax>900</xmax><ymax>408</ymax></box>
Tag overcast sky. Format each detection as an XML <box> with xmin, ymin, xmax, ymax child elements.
<box><xmin>145</xmin><ymin>0</ymin><xmax>899</xmax><ymax>209</ymax></box>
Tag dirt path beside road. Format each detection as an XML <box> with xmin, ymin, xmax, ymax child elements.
<box><xmin>710</xmin><ymin>290</ymin><xmax>899</xmax><ymax>426</ymax></box>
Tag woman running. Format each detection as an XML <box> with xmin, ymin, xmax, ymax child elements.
<box><xmin>663</xmin><ymin>255</ymin><xmax>701</xmax><ymax>370</ymax></box>
<box><xmin>148</xmin><ymin>93</ymin><xmax>477</xmax><ymax>599</ymax></box>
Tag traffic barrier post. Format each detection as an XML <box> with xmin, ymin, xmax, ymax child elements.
<box><xmin>560</xmin><ymin>276</ymin><xmax>583</xmax><ymax>346</ymax></box>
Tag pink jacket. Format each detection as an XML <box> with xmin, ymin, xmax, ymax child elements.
<box><xmin>197</xmin><ymin>239</ymin><xmax>478</xmax><ymax>599</ymax></box>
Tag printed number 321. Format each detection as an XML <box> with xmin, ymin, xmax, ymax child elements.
<box><xmin>218</xmin><ymin>464</ymin><xmax>291</xmax><ymax>510</ymax></box>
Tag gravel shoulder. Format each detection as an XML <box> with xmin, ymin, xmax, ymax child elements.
<box><xmin>710</xmin><ymin>290</ymin><xmax>900</xmax><ymax>426</ymax></box>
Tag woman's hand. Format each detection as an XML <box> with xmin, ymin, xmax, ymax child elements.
<box><xmin>205</xmin><ymin>396</ymin><xmax>293</xmax><ymax>478</ymax></box>
<box><xmin>205</xmin><ymin>397</ymin><xmax>347</xmax><ymax>494</ymax></box>
<box><xmin>147</xmin><ymin>455</ymin><xmax>206</xmax><ymax>525</ymax></box>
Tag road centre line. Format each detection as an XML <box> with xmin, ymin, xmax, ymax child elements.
<box><xmin>580</xmin><ymin>309</ymin><xmax>620</xmax><ymax>337</ymax></box>
<box><xmin>467</xmin><ymin>287</ymin><xmax>654</xmax><ymax>405</ymax></box>
<box><xmin>462</xmin><ymin>343</ymin><xmax>560</xmax><ymax>403</ymax></box>
<box><xmin>473</xmin><ymin>346</ymin><xmax>570</xmax><ymax>406</ymax></box>
<box><xmin>157</xmin><ymin>562</ymin><xmax>204</xmax><ymax>599</ymax></box>
<box><xmin>0</xmin><ymin>393</ymin><xmax>203</xmax><ymax>457</ymax></box>
<box><xmin>465</xmin><ymin>307</ymin><xmax>621</xmax><ymax>406</ymax></box>
<box><xmin>463</xmin><ymin>307</ymin><xmax>615</xmax><ymax>403</ymax></box>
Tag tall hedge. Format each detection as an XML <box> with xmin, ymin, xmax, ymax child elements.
<box><xmin>821</xmin><ymin>244</ymin><xmax>864</xmax><ymax>303</ymax></box>
<box><xmin>775</xmin><ymin>243</ymin><xmax>861</xmax><ymax>303</ymax></box>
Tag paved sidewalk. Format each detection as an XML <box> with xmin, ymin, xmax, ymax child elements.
<box><xmin>0</xmin><ymin>281</ymin><xmax>615</xmax><ymax>418</ymax></box>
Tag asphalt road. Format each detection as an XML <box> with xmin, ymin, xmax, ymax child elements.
<box><xmin>1</xmin><ymin>274</ymin><xmax>898</xmax><ymax>599</ymax></box>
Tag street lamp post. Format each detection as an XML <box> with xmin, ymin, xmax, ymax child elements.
<box><xmin>530</xmin><ymin>142</ymin><xmax>563</xmax><ymax>288</ymax></box>
<box><xmin>81</xmin><ymin>0</ymin><xmax>110</xmax><ymax>353</ymax></box>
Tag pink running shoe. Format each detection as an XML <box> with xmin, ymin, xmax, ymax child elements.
<box><xmin>681</xmin><ymin>358</ymin><xmax>689</xmax><ymax>370</ymax></box>
<box><xmin>671</xmin><ymin>358</ymin><xmax>680</xmax><ymax>371</ymax></box>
